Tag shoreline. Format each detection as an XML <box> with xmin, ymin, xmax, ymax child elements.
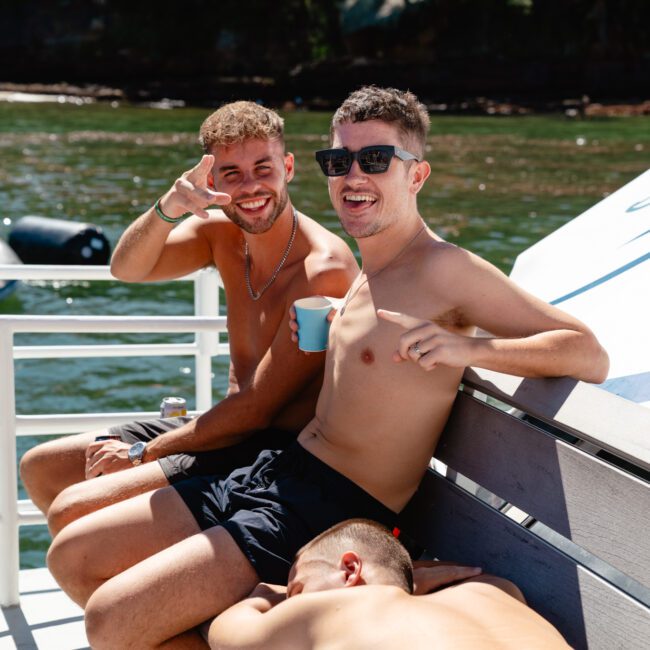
<box><xmin>1</xmin><ymin>81</ymin><xmax>649</xmax><ymax>117</ymax></box>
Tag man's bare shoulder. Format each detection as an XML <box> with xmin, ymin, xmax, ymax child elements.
<box><xmin>419</xmin><ymin>236</ymin><xmax>482</xmax><ymax>276</ymax></box>
<box><xmin>273</xmin><ymin>584</ymin><xmax>405</xmax><ymax>615</ymax></box>
<box><xmin>299</xmin><ymin>213</ymin><xmax>357</xmax><ymax>260</ymax></box>
<box><xmin>420</xmin><ymin>581</ymin><xmax>571</xmax><ymax>648</ymax></box>
<box><xmin>418</xmin><ymin>236</ymin><xmax>507</xmax><ymax>298</ymax></box>
<box><xmin>298</xmin><ymin>212</ymin><xmax>359</xmax><ymax>297</ymax></box>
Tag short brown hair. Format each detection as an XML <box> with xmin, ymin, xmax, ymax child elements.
<box><xmin>331</xmin><ymin>86</ymin><xmax>430</xmax><ymax>158</ymax></box>
<box><xmin>297</xmin><ymin>519</ymin><xmax>414</xmax><ymax>594</ymax></box>
<box><xmin>199</xmin><ymin>101</ymin><xmax>284</xmax><ymax>152</ymax></box>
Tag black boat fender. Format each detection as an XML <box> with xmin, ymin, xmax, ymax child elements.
<box><xmin>8</xmin><ymin>216</ymin><xmax>111</xmax><ymax>265</ymax></box>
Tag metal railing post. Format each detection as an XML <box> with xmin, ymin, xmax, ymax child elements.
<box><xmin>0</xmin><ymin>264</ymin><xmax>229</xmax><ymax>604</ymax></box>
<box><xmin>194</xmin><ymin>268</ymin><xmax>221</xmax><ymax>411</ymax></box>
<box><xmin>0</xmin><ymin>324</ymin><xmax>19</xmax><ymax>606</ymax></box>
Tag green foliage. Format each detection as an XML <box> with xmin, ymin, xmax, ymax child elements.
<box><xmin>1</xmin><ymin>0</ymin><xmax>649</xmax><ymax>94</ymax></box>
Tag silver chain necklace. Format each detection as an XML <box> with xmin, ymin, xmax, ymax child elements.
<box><xmin>340</xmin><ymin>222</ymin><xmax>427</xmax><ymax>316</ymax></box>
<box><xmin>245</xmin><ymin>208</ymin><xmax>298</xmax><ymax>301</ymax></box>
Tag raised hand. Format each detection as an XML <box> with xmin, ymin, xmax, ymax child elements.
<box><xmin>377</xmin><ymin>309</ymin><xmax>477</xmax><ymax>371</ymax></box>
<box><xmin>159</xmin><ymin>154</ymin><xmax>232</xmax><ymax>219</ymax></box>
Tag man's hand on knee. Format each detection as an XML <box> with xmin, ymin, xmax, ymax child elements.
<box><xmin>85</xmin><ymin>440</ymin><xmax>133</xmax><ymax>478</ymax></box>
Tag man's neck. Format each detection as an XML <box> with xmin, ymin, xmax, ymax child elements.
<box><xmin>356</xmin><ymin>214</ymin><xmax>426</xmax><ymax>275</ymax></box>
<box><xmin>244</xmin><ymin>204</ymin><xmax>297</xmax><ymax>269</ymax></box>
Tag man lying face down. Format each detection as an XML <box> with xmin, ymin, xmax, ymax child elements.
<box><xmin>208</xmin><ymin>519</ymin><xmax>570</xmax><ymax>650</ymax></box>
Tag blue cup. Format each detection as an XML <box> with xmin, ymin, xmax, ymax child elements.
<box><xmin>294</xmin><ymin>296</ymin><xmax>333</xmax><ymax>352</ymax></box>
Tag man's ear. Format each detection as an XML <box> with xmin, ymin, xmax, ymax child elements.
<box><xmin>339</xmin><ymin>551</ymin><xmax>363</xmax><ymax>587</ymax></box>
<box><xmin>284</xmin><ymin>152</ymin><xmax>295</xmax><ymax>183</ymax></box>
<box><xmin>410</xmin><ymin>160</ymin><xmax>431</xmax><ymax>194</ymax></box>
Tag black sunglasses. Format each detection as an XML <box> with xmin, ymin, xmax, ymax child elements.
<box><xmin>315</xmin><ymin>145</ymin><xmax>420</xmax><ymax>177</ymax></box>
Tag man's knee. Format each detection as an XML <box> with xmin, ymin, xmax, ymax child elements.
<box><xmin>19</xmin><ymin>443</ymin><xmax>63</xmax><ymax>513</ymax></box>
<box><xmin>46</xmin><ymin>525</ymin><xmax>76</xmax><ymax>581</ymax></box>
<box><xmin>47</xmin><ymin>483</ymin><xmax>88</xmax><ymax>536</ymax></box>
<box><xmin>46</xmin><ymin>521</ymin><xmax>96</xmax><ymax>605</ymax></box>
<box><xmin>85</xmin><ymin>585</ymin><xmax>128</xmax><ymax>650</ymax></box>
<box><xmin>20</xmin><ymin>434</ymin><xmax>90</xmax><ymax>512</ymax></box>
<box><xmin>19</xmin><ymin>444</ymin><xmax>48</xmax><ymax>490</ymax></box>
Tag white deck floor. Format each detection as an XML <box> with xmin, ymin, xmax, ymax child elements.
<box><xmin>0</xmin><ymin>569</ymin><xmax>88</xmax><ymax>650</ymax></box>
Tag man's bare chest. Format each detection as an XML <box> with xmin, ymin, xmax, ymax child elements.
<box><xmin>222</xmin><ymin>285</ymin><xmax>286</xmax><ymax>380</ymax></box>
<box><xmin>332</xmin><ymin>279</ymin><xmax>462</xmax><ymax>354</ymax></box>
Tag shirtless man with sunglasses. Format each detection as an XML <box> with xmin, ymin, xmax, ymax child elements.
<box><xmin>47</xmin><ymin>87</ymin><xmax>607</xmax><ymax>649</ymax></box>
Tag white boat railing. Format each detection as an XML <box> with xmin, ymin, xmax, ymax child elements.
<box><xmin>0</xmin><ymin>264</ymin><xmax>227</xmax><ymax>606</ymax></box>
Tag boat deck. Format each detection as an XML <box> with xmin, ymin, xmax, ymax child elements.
<box><xmin>1</xmin><ymin>569</ymin><xmax>88</xmax><ymax>650</ymax></box>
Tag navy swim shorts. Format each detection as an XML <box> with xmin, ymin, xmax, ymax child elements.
<box><xmin>172</xmin><ymin>441</ymin><xmax>398</xmax><ymax>584</ymax></box>
<box><xmin>107</xmin><ymin>417</ymin><xmax>296</xmax><ymax>485</ymax></box>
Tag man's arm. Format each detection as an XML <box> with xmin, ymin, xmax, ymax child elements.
<box><xmin>208</xmin><ymin>585</ymin><xmax>327</xmax><ymax>650</ymax></box>
<box><xmin>85</xmin><ymin>266</ymin><xmax>354</xmax><ymax>475</ymax></box>
<box><xmin>145</xmin><ymin>325</ymin><xmax>322</xmax><ymax>459</ymax></box>
<box><xmin>412</xmin><ymin>560</ymin><xmax>482</xmax><ymax>595</ymax></box>
<box><xmin>110</xmin><ymin>155</ymin><xmax>231</xmax><ymax>282</ymax></box>
<box><xmin>380</xmin><ymin>247</ymin><xmax>609</xmax><ymax>383</ymax></box>
<box><xmin>144</xmin><ymin>268</ymin><xmax>353</xmax><ymax>459</ymax></box>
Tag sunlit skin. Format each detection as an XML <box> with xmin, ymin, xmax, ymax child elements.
<box><xmin>286</xmin><ymin>555</ymin><xmax>344</xmax><ymax>598</ymax></box>
<box><xmin>292</xmin><ymin>119</ymin><xmax>607</xmax><ymax>515</ymax></box>
<box><xmin>41</xmin><ymin>107</ymin><xmax>607</xmax><ymax>650</ymax></box>
<box><xmin>39</xmin><ymin>130</ymin><xmax>361</xmax><ymax>649</ymax></box>
<box><xmin>77</xmin><ymin>137</ymin><xmax>357</xmax><ymax>476</ymax></box>
<box><xmin>209</xmin><ymin>138</ymin><xmax>291</xmax><ymax>234</ymax></box>
<box><xmin>23</xmin><ymin>134</ymin><xmax>358</xmax><ymax>541</ymax></box>
<box><xmin>209</xmin><ymin>549</ymin><xmax>570</xmax><ymax>650</ymax></box>
<box><xmin>327</xmin><ymin>121</ymin><xmax>424</xmax><ymax>240</ymax></box>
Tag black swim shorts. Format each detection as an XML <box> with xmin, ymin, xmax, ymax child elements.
<box><xmin>172</xmin><ymin>441</ymin><xmax>398</xmax><ymax>585</ymax></box>
<box><xmin>107</xmin><ymin>417</ymin><xmax>296</xmax><ymax>485</ymax></box>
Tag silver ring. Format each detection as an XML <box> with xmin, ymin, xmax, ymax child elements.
<box><xmin>412</xmin><ymin>342</ymin><xmax>422</xmax><ymax>356</ymax></box>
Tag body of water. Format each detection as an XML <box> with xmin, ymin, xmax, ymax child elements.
<box><xmin>1</xmin><ymin>100</ymin><xmax>648</xmax><ymax>567</ymax></box>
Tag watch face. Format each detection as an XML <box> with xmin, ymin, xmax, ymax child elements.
<box><xmin>128</xmin><ymin>441</ymin><xmax>146</xmax><ymax>464</ymax></box>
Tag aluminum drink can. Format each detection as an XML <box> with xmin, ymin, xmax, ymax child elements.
<box><xmin>160</xmin><ymin>396</ymin><xmax>187</xmax><ymax>418</ymax></box>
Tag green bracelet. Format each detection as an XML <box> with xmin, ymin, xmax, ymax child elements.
<box><xmin>154</xmin><ymin>198</ymin><xmax>190</xmax><ymax>223</ymax></box>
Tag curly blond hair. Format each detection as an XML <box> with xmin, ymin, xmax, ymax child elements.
<box><xmin>199</xmin><ymin>101</ymin><xmax>284</xmax><ymax>151</ymax></box>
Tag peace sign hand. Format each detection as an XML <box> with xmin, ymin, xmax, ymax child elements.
<box><xmin>377</xmin><ymin>309</ymin><xmax>477</xmax><ymax>371</ymax></box>
<box><xmin>160</xmin><ymin>154</ymin><xmax>232</xmax><ymax>219</ymax></box>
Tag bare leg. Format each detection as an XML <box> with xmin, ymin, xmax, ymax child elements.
<box><xmin>19</xmin><ymin>430</ymin><xmax>101</xmax><ymax>513</ymax></box>
<box><xmin>47</xmin><ymin>461</ymin><xmax>169</xmax><ymax>536</ymax></box>
<box><xmin>84</xmin><ymin>526</ymin><xmax>259</xmax><ymax>650</ymax></box>
<box><xmin>47</xmin><ymin>486</ymin><xmax>201</xmax><ymax>606</ymax></box>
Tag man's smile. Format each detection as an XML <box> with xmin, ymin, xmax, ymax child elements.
<box><xmin>236</xmin><ymin>196</ymin><xmax>271</xmax><ymax>213</ymax></box>
<box><xmin>342</xmin><ymin>192</ymin><xmax>378</xmax><ymax>212</ymax></box>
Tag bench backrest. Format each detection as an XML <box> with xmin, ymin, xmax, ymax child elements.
<box><xmin>400</xmin><ymin>368</ymin><xmax>650</xmax><ymax>650</ymax></box>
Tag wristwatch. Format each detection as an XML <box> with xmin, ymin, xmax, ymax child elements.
<box><xmin>128</xmin><ymin>441</ymin><xmax>147</xmax><ymax>466</ymax></box>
